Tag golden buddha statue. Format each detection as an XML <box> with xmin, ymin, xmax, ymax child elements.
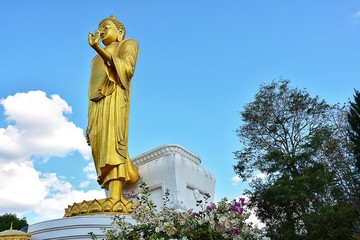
<box><xmin>86</xmin><ymin>15</ymin><xmax>139</xmax><ymax>210</ymax></box>
<box><xmin>64</xmin><ymin>15</ymin><xmax>140</xmax><ymax>216</ymax></box>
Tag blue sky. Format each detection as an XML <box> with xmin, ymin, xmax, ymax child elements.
<box><xmin>0</xmin><ymin>1</ymin><xmax>359</xmax><ymax>224</ymax></box>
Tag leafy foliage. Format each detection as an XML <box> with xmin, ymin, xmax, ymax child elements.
<box><xmin>348</xmin><ymin>89</ymin><xmax>360</xmax><ymax>173</ymax></box>
<box><xmin>234</xmin><ymin>79</ymin><xmax>358</xmax><ymax>239</ymax></box>
<box><xmin>0</xmin><ymin>213</ymin><xmax>28</xmax><ymax>232</ymax></box>
<box><xmin>234</xmin><ymin>79</ymin><xmax>329</xmax><ymax>180</ymax></box>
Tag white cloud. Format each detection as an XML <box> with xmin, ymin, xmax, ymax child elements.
<box><xmin>34</xmin><ymin>188</ymin><xmax>105</xmax><ymax>222</ymax></box>
<box><xmin>0</xmin><ymin>160</ymin><xmax>105</xmax><ymax>222</ymax></box>
<box><xmin>0</xmin><ymin>91</ymin><xmax>104</xmax><ymax>223</ymax></box>
<box><xmin>83</xmin><ymin>162</ymin><xmax>95</xmax><ymax>172</ymax></box>
<box><xmin>231</xmin><ymin>175</ymin><xmax>242</xmax><ymax>185</ymax></box>
<box><xmin>42</xmin><ymin>172</ymin><xmax>72</xmax><ymax>195</ymax></box>
<box><xmin>83</xmin><ymin>162</ymin><xmax>98</xmax><ymax>180</ymax></box>
<box><xmin>79</xmin><ymin>180</ymin><xmax>90</xmax><ymax>188</ymax></box>
<box><xmin>0</xmin><ymin>91</ymin><xmax>91</xmax><ymax>160</ymax></box>
<box><xmin>0</xmin><ymin>160</ymin><xmax>47</xmax><ymax>212</ymax></box>
<box><xmin>352</xmin><ymin>10</ymin><xmax>360</xmax><ymax>24</ymax></box>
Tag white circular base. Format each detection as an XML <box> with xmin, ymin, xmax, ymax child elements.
<box><xmin>28</xmin><ymin>214</ymin><xmax>135</xmax><ymax>240</ymax></box>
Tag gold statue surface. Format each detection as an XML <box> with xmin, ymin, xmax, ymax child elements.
<box><xmin>67</xmin><ymin>16</ymin><xmax>139</xmax><ymax>215</ymax></box>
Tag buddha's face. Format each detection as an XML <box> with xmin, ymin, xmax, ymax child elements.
<box><xmin>99</xmin><ymin>20</ymin><xmax>123</xmax><ymax>46</ymax></box>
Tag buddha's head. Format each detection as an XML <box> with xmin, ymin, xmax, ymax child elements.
<box><xmin>98</xmin><ymin>15</ymin><xmax>126</xmax><ymax>45</ymax></box>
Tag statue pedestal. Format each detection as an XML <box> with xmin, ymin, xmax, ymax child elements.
<box><xmin>28</xmin><ymin>144</ymin><xmax>216</xmax><ymax>239</ymax></box>
<box><xmin>125</xmin><ymin>144</ymin><xmax>216</xmax><ymax>211</ymax></box>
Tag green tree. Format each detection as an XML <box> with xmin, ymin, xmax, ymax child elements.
<box><xmin>348</xmin><ymin>89</ymin><xmax>360</xmax><ymax>173</ymax></box>
<box><xmin>0</xmin><ymin>213</ymin><xmax>28</xmax><ymax>231</ymax></box>
<box><xmin>234</xmin><ymin>80</ymin><xmax>357</xmax><ymax>239</ymax></box>
<box><xmin>347</xmin><ymin>89</ymin><xmax>360</xmax><ymax>234</ymax></box>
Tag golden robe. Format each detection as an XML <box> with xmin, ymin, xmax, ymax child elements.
<box><xmin>86</xmin><ymin>38</ymin><xmax>139</xmax><ymax>189</ymax></box>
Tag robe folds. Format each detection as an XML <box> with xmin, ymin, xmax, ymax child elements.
<box><xmin>86</xmin><ymin>38</ymin><xmax>139</xmax><ymax>189</ymax></box>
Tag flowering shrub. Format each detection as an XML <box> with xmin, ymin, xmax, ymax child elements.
<box><xmin>90</xmin><ymin>179</ymin><xmax>264</xmax><ymax>240</ymax></box>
